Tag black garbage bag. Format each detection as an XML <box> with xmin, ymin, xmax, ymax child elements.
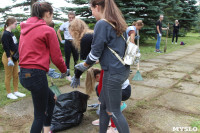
<box><xmin>51</xmin><ymin>91</ymin><xmax>89</xmax><ymax>132</ymax></box>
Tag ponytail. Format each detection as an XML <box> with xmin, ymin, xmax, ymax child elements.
<box><xmin>4</xmin><ymin>17</ymin><xmax>16</xmax><ymax>31</ymax></box>
<box><xmin>90</xmin><ymin>0</ymin><xmax>127</xmax><ymax>36</ymax></box>
<box><xmin>31</xmin><ymin>2</ymin><xmax>53</xmax><ymax>19</ymax></box>
<box><xmin>85</xmin><ymin>68</ymin><xmax>101</xmax><ymax>95</ymax></box>
<box><xmin>4</xmin><ymin>24</ymin><xmax>7</xmax><ymax>31</ymax></box>
<box><xmin>132</xmin><ymin>20</ymin><xmax>144</xmax><ymax>27</ymax></box>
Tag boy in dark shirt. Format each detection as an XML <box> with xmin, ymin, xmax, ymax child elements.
<box><xmin>155</xmin><ymin>15</ymin><xmax>169</xmax><ymax>53</ymax></box>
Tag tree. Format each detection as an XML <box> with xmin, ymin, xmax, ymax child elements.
<box><xmin>64</xmin><ymin>0</ymin><xmax>199</xmax><ymax>40</ymax></box>
<box><xmin>0</xmin><ymin>0</ymin><xmax>68</xmax><ymax>24</ymax></box>
<box><xmin>0</xmin><ymin>0</ymin><xmax>37</xmax><ymax>24</ymax></box>
<box><xmin>179</xmin><ymin>0</ymin><xmax>199</xmax><ymax>31</ymax></box>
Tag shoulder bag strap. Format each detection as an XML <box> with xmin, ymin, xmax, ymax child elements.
<box><xmin>101</xmin><ymin>19</ymin><xmax>127</xmax><ymax>65</ymax></box>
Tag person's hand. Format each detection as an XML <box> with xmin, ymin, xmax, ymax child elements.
<box><xmin>48</xmin><ymin>68</ymin><xmax>60</xmax><ymax>79</ymax></box>
<box><xmin>135</xmin><ymin>35</ymin><xmax>140</xmax><ymax>40</ymax></box>
<box><xmin>8</xmin><ymin>59</ymin><xmax>14</xmax><ymax>66</ymax></box>
<box><xmin>95</xmin><ymin>60</ymin><xmax>99</xmax><ymax>64</ymax></box>
<box><xmin>60</xmin><ymin>70</ymin><xmax>69</xmax><ymax>79</ymax></box>
<box><xmin>54</xmin><ymin>95</ymin><xmax>57</xmax><ymax>102</ymax></box>
<box><xmin>75</xmin><ymin>62</ymin><xmax>89</xmax><ymax>72</ymax></box>
<box><xmin>135</xmin><ymin>53</ymin><xmax>141</xmax><ymax>58</ymax></box>
<box><xmin>159</xmin><ymin>33</ymin><xmax>162</xmax><ymax>37</ymax></box>
<box><xmin>61</xmin><ymin>40</ymin><xmax>65</xmax><ymax>44</ymax></box>
<box><xmin>70</xmin><ymin>76</ymin><xmax>80</xmax><ymax>88</ymax></box>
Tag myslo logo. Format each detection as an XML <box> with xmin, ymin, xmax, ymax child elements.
<box><xmin>173</xmin><ymin>127</ymin><xmax>198</xmax><ymax>132</ymax></box>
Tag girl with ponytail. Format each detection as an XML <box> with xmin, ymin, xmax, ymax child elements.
<box><xmin>1</xmin><ymin>17</ymin><xmax>26</xmax><ymax>100</ymax></box>
<box><xmin>71</xmin><ymin>0</ymin><xmax>130</xmax><ymax>132</ymax></box>
<box><xmin>19</xmin><ymin>2</ymin><xmax>67</xmax><ymax>133</ymax></box>
<box><xmin>126</xmin><ymin>20</ymin><xmax>144</xmax><ymax>44</ymax></box>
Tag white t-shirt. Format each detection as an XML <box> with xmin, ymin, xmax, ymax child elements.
<box><xmin>126</xmin><ymin>26</ymin><xmax>137</xmax><ymax>37</ymax></box>
<box><xmin>59</xmin><ymin>21</ymin><xmax>73</xmax><ymax>40</ymax></box>
<box><xmin>122</xmin><ymin>79</ymin><xmax>130</xmax><ymax>90</ymax></box>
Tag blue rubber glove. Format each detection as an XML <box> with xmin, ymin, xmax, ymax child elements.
<box><xmin>70</xmin><ymin>76</ymin><xmax>80</xmax><ymax>88</ymax></box>
<box><xmin>8</xmin><ymin>60</ymin><xmax>14</xmax><ymax>66</ymax></box>
<box><xmin>75</xmin><ymin>62</ymin><xmax>89</xmax><ymax>72</ymax></box>
<box><xmin>61</xmin><ymin>40</ymin><xmax>65</xmax><ymax>44</ymax></box>
<box><xmin>48</xmin><ymin>68</ymin><xmax>60</xmax><ymax>79</ymax></box>
<box><xmin>135</xmin><ymin>35</ymin><xmax>140</xmax><ymax>40</ymax></box>
<box><xmin>60</xmin><ymin>69</ymin><xmax>69</xmax><ymax>79</ymax></box>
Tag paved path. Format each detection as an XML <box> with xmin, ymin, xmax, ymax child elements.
<box><xmin>1</xmin><ymin>44</ymin><xmax>200</xmax><ymax>133</ymax></box>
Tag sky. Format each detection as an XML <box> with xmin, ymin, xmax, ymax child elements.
<box><xmin>0</xmin><ymin>0</ymin><xmax>80</xmax><ymax>23</ymax></box>
<box><xmin>0</xmin><ymin>0</ymin><xmax>199</xmax><ymax>23</ymax></box>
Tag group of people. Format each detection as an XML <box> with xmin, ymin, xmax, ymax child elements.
<box><xmin>155</xmin><ymin>14</ymin><xmax>180</xmax><ymax>53</ymax></box>
<box><xmin>0</xmin><ymin>0</ymin><xmax>180</xmax><ymax>133</ymax></box>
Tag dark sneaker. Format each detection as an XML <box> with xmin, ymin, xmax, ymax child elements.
<box><xmin>155</xmin><ymin>50</ymin><xmax>163</xmax><ymax>53</ymax></box>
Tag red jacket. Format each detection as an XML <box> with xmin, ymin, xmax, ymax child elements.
<box><xmin>19</xmin><ymin>17</ymin><xmax>66</xmax><ymax>73</ymax></box>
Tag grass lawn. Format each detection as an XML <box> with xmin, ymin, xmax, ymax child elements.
<box><xmin>140</xmin><ymin>33</ymin><xmax>200</xmax><ymax>60</ymax></box>
<box><xmin>0</xmin><ymin>32</ymin><xmax>199</xmax><ymax>107</ymax></box>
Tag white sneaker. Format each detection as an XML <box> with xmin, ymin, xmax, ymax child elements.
<box><xmin>66</xmin><ymin>75</ymin><xmax>72</xmax><ymax>82</ymax></box>
<box><xmin>175</xmin><ymin>42</ymin><xmax>177</xmax><ymax>44</ymax></box>
<box><xmin>92</xmin><ymin>119</ymin><xmax>111</xmax><ymax>126</ymax></box>
<box><xmin>107</xmin><ymin>127</ymin><xmax>119</xmax><ymax>133</ymax></box>
<box><xmin>14</xmin><ymin>92</ymin><xmax>26</xmax><ymax>97</ymax></box>
<box><xmin>7</xmin><ymin>93</ymin><xmax>18</xmax><ymax>100</ymax></box>
<box><xmin>172</xmin><ymin>42</ymin><xmax>173</xmax><ymax>44</ymax></box>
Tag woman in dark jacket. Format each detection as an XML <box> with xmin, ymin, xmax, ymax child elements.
<box><xmin>172</xmin><ymin>20</ymin><xmax>180</xmax><ymax>44</ymax></box>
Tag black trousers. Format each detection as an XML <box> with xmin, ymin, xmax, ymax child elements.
<box><xmin>64</xmin><ymin>40</ymin><xmax>79</xmax><ymax>71</ymax></box>
<box><xmin>19</xmin><ymin>68</ymin><xmax>55</xmax><ymax>133</ymax></box>
<box><xmin>172</xmin><ymin>31</ymin><xmax>179</xmax><ymax>43</ymax></box>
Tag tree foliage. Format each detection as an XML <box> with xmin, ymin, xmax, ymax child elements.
<box><xmin>64</xmin><ymin>0</ymin><xmax>199</xmax><ymax>39</ymax></box>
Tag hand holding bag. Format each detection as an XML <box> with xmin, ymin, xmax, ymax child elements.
<box><xmin>12</xmin><ymin>50</ymin><xmax>19</xmax><ymax>62</ymax></box>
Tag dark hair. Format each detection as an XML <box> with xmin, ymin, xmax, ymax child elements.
<box><xmin>31</xmin><ymin>2</ymin><xmax>53</xmax><ymax>19</ymax></box>
<box><xmin>93</xmin><ymin>69</ymin><xmax>101</xmax><ymax>77</ymax></box>
<box><xmin>90</xmin><ymin>0</ymin><xmax>127</xmax><ymax>36</ymax></box>
<box><xmin>4</xmin><ymin>17</ymin><xmax>17</xmax><ymax>31</ymax></box>
<box><xmin>49</xmin><ymin>21</ymin><xmax>55</xmax><ymax>28</ymax></box>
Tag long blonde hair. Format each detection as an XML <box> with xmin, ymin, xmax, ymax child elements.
<box><xmin>85</xmin><ymin>68</ymin><xmax>101</xmax><ymax>95</ymax></box>
<box><xmin>69</xmin><ymin>18</ymin><xmax>93</xmax><ymax>50</ymax></box>
<box><xmin>132</xmin><ymin>20</ymin><xmax>144</xmax><ymax>27</ymax></box>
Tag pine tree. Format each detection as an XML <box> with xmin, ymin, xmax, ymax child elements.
<box><xmin>0</xmin><ymin>0</ymin><xmax>37</xmax><ymax>24</ymax></box>
<box><xmin>179</xmin><ymin>0</ymin><xmax>198</xmax><ymax>31</ymax></box>
<box><xmin>64</xmin><ymin>0</ymin><xmax>199</xmax><ymax>39</ymax></box>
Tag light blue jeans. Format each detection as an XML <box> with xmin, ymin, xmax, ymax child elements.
<box><xmin>155</xmin><ymin>34</ymin><xmax>161</xmax><ymax>50</ymax></box>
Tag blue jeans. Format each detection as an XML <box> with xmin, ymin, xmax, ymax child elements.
<box><xmin>19</xmin><ymin>68</ymin><xmax>55</xmax><ymax>133</ymax></box>
<box><xmin>155</xmin><ymin>34</ymin><xmax>161</xmax><ymax>50</ymax></box>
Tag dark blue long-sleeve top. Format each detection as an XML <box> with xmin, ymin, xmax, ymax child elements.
<box><xmin>1</xmin><ymin>30</ymin><xmax>18</xmax><ymax>58</ymax></box>
<box><xmin>86</xmin><ymin>20</ymin><xmax>130</xmax><ymax>74</ymax></box>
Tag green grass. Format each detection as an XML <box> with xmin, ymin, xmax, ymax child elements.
<box><xmin>0</xmin><ymin>32</ymin><xmax>199</xmax><ymax>107</ymax></box>
<box><xmin>191</xmin><ymin>121</ymin><xmax>200</xmax><ymax>133</ymax></box>
<box><xmin>140</xmin><ymin>32</ymin><xmax>200</xmax><ymax>60</ymax></box>
<box><xmin>0</xmin><ymin>57</ymin><xmax>100</xmax><ymax>107</ymax></box>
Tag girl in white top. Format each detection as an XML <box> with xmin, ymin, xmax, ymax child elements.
<box><xmin>126</xmin><ymin>20</ymin><xmax>144</xmax><ymax>44</ymax></box>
